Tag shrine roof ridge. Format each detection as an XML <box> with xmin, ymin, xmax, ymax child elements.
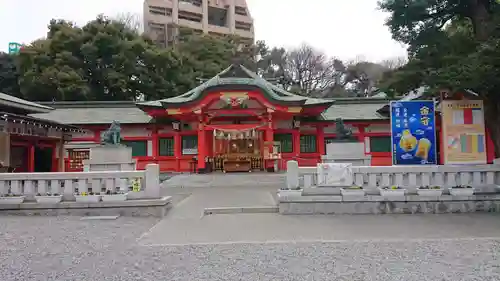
<box><xmin>136</xmin><ymin>64</ymin><xmax>335</xmax><ymax>109</ymax></box>
<box><xmin>1</xmin><ymin>111</ymin><xmax>82</xmax><ymax>131</ymax></box>
<box><xmin>0</xmin><ymin>92</ymin><xmax>54</xmax><ymax>114</ymax></box>
<box><xmin>37</xmin><ymin>100</ymin><xmax>137</xmax><ymax>108</ymax></box>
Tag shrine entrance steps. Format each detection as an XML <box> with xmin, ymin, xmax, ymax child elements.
<box><xmin>161</xmin><ymin>173</ymin><xmax>284</xmax><ymax>219</ymax></box>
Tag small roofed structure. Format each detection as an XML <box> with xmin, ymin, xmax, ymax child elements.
<box><xmin>0</xmin><ymin>93</ymin><xmax>83</xmax><ymax>172</ymax></box>
<box><xmin>136</xmin><ymin>64</ymin><xmax>335</xmax><ymax>172</ymax></box>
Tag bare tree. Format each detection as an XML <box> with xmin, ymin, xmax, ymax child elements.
<box><xmin>380</xmin><ymin>56</ymin><xmax>408</xmax><ymax>69</ymax></box>
<box><xmin>113</xmin><ymin>12</ymin><xmax>143</xmax><ymax>33</ymax></box>
<box><xmin>256</xmin><ymin>43</ymin><xmax>397</xmax><ymax>98</ymax></box>
<box><xmin>280</xmin><ymin>44</ymin><xmax>349</xmax><ymax>97</ymax></box>
<box><xmin>345</xmin><ymin>61</ymin><xmax>390</xmax><ymax>96</ymax></box>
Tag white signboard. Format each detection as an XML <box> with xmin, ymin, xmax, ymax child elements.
<box><xmin>317</xmin><ymin>163</ymin><xmax>353</xmax><ymax>186</ymax></box>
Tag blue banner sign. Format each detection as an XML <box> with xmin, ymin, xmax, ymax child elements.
<box><xmin>390</xmin><ymin>100</ymin><xmax>437</xmax><ymax>165</ymax></box>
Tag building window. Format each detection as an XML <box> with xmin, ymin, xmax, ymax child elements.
<box><xmin>300</xmin><ymin>135</ymin><xmax>317</xmax><ymax>153</ymax></box>
<box><xmin>178</xmin><ymin>10</ymin><xmax>202</xmax><ymax>22</ymax></box>
<box><xmin>159</xmin><ymin>137</ymin><xmax>174</xmax><ymax>156</ymax></box>
<box><xmin>182</xmin><ymin>135</ymin><xmax>198</xmax><ymax>155</ymax></box>
<box><xmin>122</xmin><ymin>140</ymin><xmax>148</xmax><ymax>157</ymax></box>
<box><xmin>274</xmin><ymin>133</ymin><xmax>293</xmax><ymax>153</ymax></box>
<box><xmin>235</xmin><ymin>6</ymin><xmax>248</xmax><ymax>16</ymax></box>
<box><xmin>370</xmin><ymin>136</ymin><xmax>391</xmax><ymax>153</ymax></box>
<box><xmin>149</xmin><ymin>6</ymin><xmax>169</xmax><ymax>16</ymax></box>
<box><xmin>208</xmin><ymin>7</ymin><xmax>228</xmax><ymax>27</ymax></box>
<box><xmin>180</xmin><ymin>0</ymin><xmax>202</xmax><ymax>6</ymax></box>
<box><xmin>235</xmin><ymin>21</ymin><xmax>252</xmax><ymax>31</ymax></box>
<box><xmin>324</xmin><ymin>137</ymin><xmax>336</xmax><ymax>153</ymax></box>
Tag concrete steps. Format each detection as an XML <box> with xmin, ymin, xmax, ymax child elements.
<box><xmin>203</xmin><ymin>206</ymin><xmax>279</xmax><ymax>215</ymax></box>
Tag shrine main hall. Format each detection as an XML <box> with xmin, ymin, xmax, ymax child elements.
<box><xmin>29</xmin><ymin>64</ymin><xmax>496</xmax><ymax>172</ymax></box>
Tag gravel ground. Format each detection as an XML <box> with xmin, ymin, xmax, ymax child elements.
<box><xmin>1</xmin><ymin>216</ymin><xmax>500</xmax><ymax>281</ymax></box>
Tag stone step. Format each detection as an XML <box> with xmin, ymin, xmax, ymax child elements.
<box><xmin>165</xmin><ymin>173</ymin><xmax>286</xmax><ymax>188</ymax></box>
<box><xmin>80</xmin><ymin>215</ymin><xmax>120</xmax><ymax>220</ymax></box>
<box><xmin>203</xmin><ymin>206</ymin><xmax>279</xmax><ymax>215</ymax></box>
<box><xmin>301</xmin><ymin>186</ymin><xmax>500</xmax><ymax>196</ymax></box>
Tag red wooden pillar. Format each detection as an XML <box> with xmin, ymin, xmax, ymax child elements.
<box><xmin>356</xmin><ymin>125</ymin><xmax>366</xmax><ymax>142</ymax></box>
<box><xmin>28</xmin><ymin>143</ymin><xmax>35</xmax><ymax>172</ymax></box>
<box><xmin>51</xmin><ymin>144</ymin><xmax>57</xmax><ymax>172</ymax></box>
<box><xmin>152</xmin><ymin>127</ymin><xmax>159</xmax><ymax>162</ymax></box>
<box><xmin>486</xmin><ymin>127</ymin><xmax>495</xmax><ymax>164</ymax></box>
<box><xmin>59</xmin><ymin>139</ymin><xmax>65</xmax><ymax>172</ymax></box>
<box><xmin>317</xmin><ymin>125</ymin><xmax>325</xmax><ymax>157</ymax></box>
<box><xmin>439</xmin><ymin>122</ymin><xmax>445</xmax><ymax>165</ymax></box>
<box><xmin>356</xmin><ymin>125</ymin><xmax>367</xmax><ymax>155</ymax></box>
<box><xmin>197</xmin><ymin>122</ymin><xmax>206</xmax><ymax>172</ymax></box>
<box><xmin>93</xmin><ymin>129</ymin><xmax>101</xmax><ymax>143</ymax></box>
<box><xmin>259</xmin><ymin>128</ymin><xmax>265</xmax><ymax>158</ymax></box>
<box><xmin>265</xmin><ymin>118</ymin><xmax>274</xmax><ymax>170</ymax></box>
<box><xmin>174</xmin><ymin>132</ymin><xmax>181</xmax><ymax>171</ymax></box>
<box><xmin>206</xmin><ymin>129</ymin><xmax>213</xmax><ymax>157</ymax></box>
<box><xmin>292</xmin><ymin>129</ymin><xmax>300</xmax><ymax>159</ymax></box>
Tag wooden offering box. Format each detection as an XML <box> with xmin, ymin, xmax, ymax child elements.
<box><xmin>223</xmin><ymin>158</ymin><xmax>252</xmax><ymax>172</ymax></box>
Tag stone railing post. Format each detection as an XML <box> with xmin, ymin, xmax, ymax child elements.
<box><xmin>286</xmin><ymin>160</ymin><xmax>299</xmax><ymax>189</ymax></box>
<box><xmin>144</xmin><ymin>164</ymin><xmax>160</xmax><ymax>199</ymax></box>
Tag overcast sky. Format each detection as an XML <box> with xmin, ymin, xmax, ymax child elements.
<box><xmin>0</xmin><ymin>0</ymin><xmax>407</xmax><ymax>62</ymax></box>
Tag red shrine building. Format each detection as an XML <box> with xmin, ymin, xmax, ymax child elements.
<box><xmin>0</xmin><ymin>93</ymin><xmax>81</xmax><ymax>173</ymax></box>
<box><xmin>29</xmin><ymin>64</ymin><xmax>496</xmax><ymax>172</ymax></box>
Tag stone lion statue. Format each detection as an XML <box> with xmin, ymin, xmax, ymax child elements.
<box><xmin>100</xmin><ymin>120</ymin><xmax>121</xmax><ymax>145</ymax></box>
<box><xmin>334</xmin><ymin>118</ymin><xmax>354</xmax><ymax>140</ymax></box>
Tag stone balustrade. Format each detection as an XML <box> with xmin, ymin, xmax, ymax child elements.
<box><xmin>282</xmin><ymin>160</ymin><xmax>500</xmax><ymax>215</ymax></box>
<box><xmin>286</xmin><ymin>160</ymin><xmax>500</xmax><ymax>190</ymax></box>
<box><xmin>0</xmin><ymin>164</ymin><xmax>161</xmax><ymax>201</ymax></box>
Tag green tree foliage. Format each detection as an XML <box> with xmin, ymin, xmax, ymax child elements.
<box><xmin>0</xmin><ymin>52</ymin><xmax>21</xmax><ymax>97</ymax></box>
<box><xmin>174</xmin><ymin>28</ymin><xmax>258</xmax><ymax>79</ymax></box>
<box><xmin>378</xmin><ymin>0</ymin><xmax>500</xmax><ymax>155</ymax></box>
<box><xmin>16</xmin><ymin>15</ymin><xmax>197</xmax><ymax>101</ymax></box>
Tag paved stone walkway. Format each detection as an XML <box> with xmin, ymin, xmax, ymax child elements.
<box><xmin>3</xmin><ymin>174</ymin><xmax>500</xmax><ymax>280</ymax></box>
<box><xmin>161</xmin><ymin>173</ymin><xmax>283</xmax><ymax>218</ymax></box>
<box><xmin>164</xmin><ymin>172</ymin><xmax>286</xmax><ymax>188</ymax></box>
<box><xmin>138</xmin><ymin>213</ymin><xmax>500</xmax><ymax>245</ymax></box>
<box><xmin>3</xmin><ymin>214</ymin><xmax>500</xmax><ymax>280</ymax></box>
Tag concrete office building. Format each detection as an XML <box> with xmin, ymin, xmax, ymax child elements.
<box><xmin>144</xmin><ymin>0</ymin><xmax>254</xmax><ymax>47</ymax></box>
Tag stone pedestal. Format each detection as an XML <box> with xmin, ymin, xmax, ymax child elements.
<box><xmin>322</xmin><ymin>142</ymin><xmax>371</xmax><ymax>166</ymax></box>
<box><xmin>83</xmin><ymin>145</ymin><xmax>136</xmax><ymax>172</ymax></box>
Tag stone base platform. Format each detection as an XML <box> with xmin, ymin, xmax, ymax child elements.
<box><xmin>0</xmin><ymin>196</ymin><xmax>172</xmax><ymax>217</ymax></box>
<box><xmin>279</xmin><ymin>194</ymin><xmax>500</xmax><ymax>215</ymax></box>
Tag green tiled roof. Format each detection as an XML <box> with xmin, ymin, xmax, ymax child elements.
<box><xmin>31</xmin><ymin>101</ymin><xmax>152</xmax><ymax>125</ymax></box>
<box><xmin>0</xmin><ymin>92</ymin><xmax>53</xmax><ymax>113</ymax></box>
<box><xmin>137</xmin><ymin>64</ymin><xmax>333</xmax><ymax>108</ymax></box>
<box><xmin>321</xmin><ymin>98</ymin><xmax>391</xmax><ymax>121</ymax></box>
<box><xmin>28</xmin><ymin>97</ymin><xmax>394</xmax><ymax>125</ymax></box>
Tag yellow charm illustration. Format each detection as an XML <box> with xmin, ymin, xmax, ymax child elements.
<box><xmin>415</xmin><ymin>138</ymin><xmax>431</xmax><ymax>160</ymax></box>
<box><xmin>399</xmin><ymin>130</ymin><xmax>417</xmax><ymax>152</ymax></box>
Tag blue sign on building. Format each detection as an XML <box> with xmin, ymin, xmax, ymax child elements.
<box><xmin>390</xmin><ymin>100</ymin><xmax>437</xmax><ymax>165</ymax></box>
<box><xmin>8</xmin><ymin>42</ymin><xmax>22</xmax><ymax>54</ymax></box>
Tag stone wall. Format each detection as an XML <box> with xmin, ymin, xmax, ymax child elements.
<box><xmin>279</xmin><ymin>194</ymin><xmax>500</xmax><ymax>215</ymax></box>
<box><xmin>0</xmin><ymin>196</ymin><xmax>172</xmax><ymax>217</ymax></box>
